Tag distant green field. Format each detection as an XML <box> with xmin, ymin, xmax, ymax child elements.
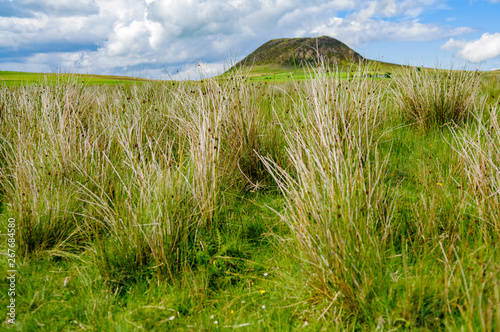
<box><xmin>0</xmin><ymin>71</ymin><xmax>153</xmax><ymax>86</ymax></box>
<box><xmin>235</xmin><ymin>66</ymin><xmax>348</xmax><ymax>81</ymax></box>
<box><xmin>222</xmin><ymin>60</ymin><xmax>405</xmax><ymax>82</ymax></box>
<box><xmin>1</xmin><ymin>67</ymin><xmax>385</xmax><ymax>86</ymax></box>
<box><xmin>2</xmin><ymin>61</ymin><xmax>496</xmax><ymax>86</ymax></box>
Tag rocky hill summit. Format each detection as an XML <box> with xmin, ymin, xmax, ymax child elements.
<box><xmin>235</xmin><ymin>36</ymin><xmax>364</xmax><ymax>68</ymax></box>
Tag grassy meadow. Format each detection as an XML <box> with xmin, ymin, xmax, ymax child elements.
<box><xmin>1</xmin><ymin>64</ymin><xmax>500</xmax><ymax>331</ymax></box>
<box><xmin>0</xmin><ymin>71</ymin><xmax>153</xmax><ymax>86</ymax></box>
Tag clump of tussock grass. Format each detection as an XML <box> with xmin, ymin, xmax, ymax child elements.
<box><xmin>0</xmin><ymin>79</ymin><xmax>206</xmax><ymax>284</ymax></box>
<box><xmin>172</xmin><ymin>70</ymin><xmax>286</xmax><ymax>200</ymax></box>
<box><xmin>261</xmin><ymin>65</ymin><xmax>396</xmax><ymax>317</ymax></box>
<box><xmin>450</xmin><ymin>105</ymin><xmax>500</xmax><ymax>232</ymax></box>
<box><xmin>171</xmin><ymin>81</ymin><xmax>227</xmax><ymax>225</ymax></box>
<box><xmin>221</xmin><ymin>76</ymin><xmax>286</xmax><ymax>192</ymax></box>
<box><xmin>0</xmin><ymin>82</ymin><xmax>100</xmax><ymax>257</ymax></box>
<box><xmin>72</xmin><ymin>73</ymin><xmax>286</xmax><ymax>285</ymax></box>
<box><xmin>391</xmin><ymin>66</ymin><xmax>484</xmax><ymax>128</ymax></box>
<box><xmin>79</xmin><ymin>142</ymin><xmax>198</xmax><ymax>285</ymax></box>
<box><xmin>0</xmin><ymin>68</ymin><xmax>287</xmax><ymax>284</ymax></box>
<box><xmin>71</xmin><ymin>82</ymin><xmax>205</xmax><ymax>285</ymax></box>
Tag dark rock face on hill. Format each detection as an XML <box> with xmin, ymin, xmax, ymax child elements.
<box><xmin>236</xmin><ymin>36</ymin><xmax>363</xmax><ymax>67</ymax></box>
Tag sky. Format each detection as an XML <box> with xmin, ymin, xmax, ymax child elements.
<box><xmin>1</xmin><ymin>0</ymin><xmax>500</xmax><ymax>80</ymax></box>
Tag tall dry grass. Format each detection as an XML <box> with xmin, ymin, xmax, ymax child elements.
<box><xmin>442</xmin><ymin>105</ymin><xmax>500</xmax><ymax>330</ymax></box>
<box><xmin>0</xmin><ymin>82</ymin><xmax>98</xmax><ymax>256</ymax></box>
<box><xmin>261</xmin><ymin>66</ymin><xmax>396</xmax><ymax>316</ymax></box>
<box><xmin>73</xmin><ymin>86</ymin><xmax>200</xmax><ymax>283</ymax></box>
<box><xmin>2</xmin><ymin>66</ymin><xmax>500</xmax><ymax>329</ymax></box>
<box><xmin>0</xmin><ymin>80</ymin><xmax>207</xmax><ymax>283</ymax></box>
<box><xmin>391</xmin><ymin>66</ymin><xmax>484</xmax><ymax>128</ymax></box>
<box><xmin>0</xmin><ymin>71</ymin><xmax>287</xmax><ymax>284</ymax></box>
<box><xmin>450</xmin><ymin>104</ymin><xmax>500</xmax><ymax>232</ymax></box>
<box><xmin>172</xmin><ymin>73</ymin><xmax>286</xmax><ymax>200</ymax></box>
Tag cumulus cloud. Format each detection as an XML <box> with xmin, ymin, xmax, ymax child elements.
<box><xmin>442</xmin><ymin>33</ymin><xmax>500</xmax><ymax>62</ymax></box>
<box><xmin>441</xmin><ymin>38</ymin><xmax>467</xmax><ymax>51</ymax></box>
<box><xmin>0</xmin><ymin>0</ymin><xmax>478</xmax><ymax>78</ymax></box>
<box><xmin>303</xmin><ymin>0</ymin><xmax>471</xmax><ymax>47</ymax></box>
<box><xmin>311</xmin><ymin>18</ymin><xmax>471</xmax><ymax>47</ymax></box>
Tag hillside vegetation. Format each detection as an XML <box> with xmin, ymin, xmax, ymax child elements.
<box><xmin>1</xmin><ymin>64</ymin><xmax>500</xmax><ymax>330</ymax></box>
<box><xmin>235</xmin><ymin>36</ymin><xmax>363</xmax><ymax>68</ymax></box>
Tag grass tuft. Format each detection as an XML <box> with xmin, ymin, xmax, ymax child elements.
<box><xmin>391</xmin><ymin>66</ymin><xmax>485</xmax><ymax>128</ymax></box>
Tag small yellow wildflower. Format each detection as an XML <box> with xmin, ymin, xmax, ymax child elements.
<box><xmin>230</xmin><ymin>310</ymin><xmax>234</xmax><ymax>314</ymax></box>
<box><xmin>260</xmin><ymin>289</ymin><xmax>266</xmax><ymax>295</ymax></box>
<box><xmin>436</xmin><ymin>182</ymin><xmax>443</xmax><ymax>186</ymax></box>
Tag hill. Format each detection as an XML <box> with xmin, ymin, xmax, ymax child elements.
<box><xmin>226</xmin><ymin>36</ymin><xmax>406</xmax><ymax>81</ymax></box>
<box><xmin>235</xmin><ymin>36</ymin><xmax>364</xmax><ymax>68</ymax></box>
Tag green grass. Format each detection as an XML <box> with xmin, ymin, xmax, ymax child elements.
<box><xmin>1</xmin><ymin>65</ymin><xmax>500</xmax><ymax>331</ymax></box>
<box><xmin>221</xmin><ymin>60</ymin><xmax>399</xmax><ymax>82</ymax></box>
<box><xmin>0</xmin><ymin>71</ymin><xmax>154</xmax><ymax>86</ymax></box>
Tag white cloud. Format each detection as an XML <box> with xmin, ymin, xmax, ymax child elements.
<box><xmin>442</xmin><ymin>33</ymin><xmax>500</xmax><ymax>62</ymax></box>
<box><xmin>311</xmin><ymin>18</ymin><xmax>471</xmax><ymax>47</ymax></box>
<box><xmin>0</xmin><ymin>0</ymin><xmax>479</xmax><ymax>78</ymax></box>
<box><xmin>106</xmin><ymin>19</ymin><xmax>163</xmax><ymax>56</ymax></box>
<box><xmin>308</xmin><ymin>0</ymin><xmax>471</xmax><ymax>47</ymax></box>
<box><xmin>441</xmin><ymin>38</ymin><xmax>467</xmax><ymax>51</ymax></box>
<box><xmin>0</xmin><ymin>2</ymin><xmax>113</xmax><ymax>51</ymax></box>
